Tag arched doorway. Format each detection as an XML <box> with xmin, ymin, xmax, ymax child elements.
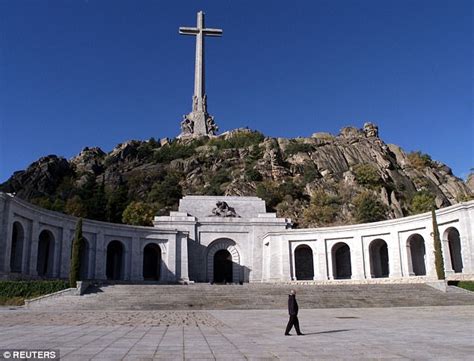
<box><xmin>37</xmin><ymin>230</ymin><xmax>55</xmax><ymax>277</ymax></box>
<box><xmin>369</xmin><ymin>239</ymin><xmax>389</xmax><ymax>278</ymax></box>
<box><xmin>407</xmin><ymin>234</ymin><xmax>426</xmax><ymax>276</ymax></box>
<box><xmin>143</xmin><ymin>243</ymin><xmax>161</xmax><ymax>281</ymax></box>
<box><xmin>207</xmin><ymin>238</ymin><xmax>241</xmax><ymax>284</ymax></box>
<box><xmin>106</xmin><ymin>241</ymin><xmax>124</xmax><ymax>280</ymax></box>
<box><xmin>10</xmin><ymin>222</ymin><xmax>24</xmax><ymax>273</ymax></box>
<box><xmin>294</xmin><ymin>245</ymin><xmax>314</xmax><ymax>280</ymax></box>
<box><xmin>332</xmin><ymin>242</ymin><xmax>351</xmax><ymax>279</ymax></box>
<box><xmin>214</xmin><ymin>249</ymin><xmax>233</xmax><ymax>284</ymax></box>
<box><xmin>446</xmin><ymin>227</ymin><xmax>463</xmax><ymax>273</ymax></box>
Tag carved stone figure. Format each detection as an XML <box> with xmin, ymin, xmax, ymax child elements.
<box><xmin>181</xmin><ymin>116</ymin><xmax>194</xmax><ymax>135</ymax></box>
<box><xmin>206</xmin><ymin>116</ymin><xmax>218</xmax><ymax>135</ymax></box>
<box><xmin>211</xmin><ymin>201</ymin><xmax>239</xmax><ymax>217</ymax></box>
<box><xmin>363</xmin><ymin>122</ymin><xmax>379</xmax><ymax>138</ymax></box>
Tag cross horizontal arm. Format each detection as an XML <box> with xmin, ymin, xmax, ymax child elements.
<box><xmin>203</xmin><ymin>28</ymin><xmax>223</xmax><ymax>36</ymax></box>
<box><xmin>179</xmin><ymin>27</ymin><xmax>199</xmax><ymax>35</ymax></box>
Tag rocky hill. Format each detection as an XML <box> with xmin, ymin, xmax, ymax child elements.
<box><xmin>2</xmin><ymin>123</ymin><xmax>472</xmax><ymax>227</ymax></box>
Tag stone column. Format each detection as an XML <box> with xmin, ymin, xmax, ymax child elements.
<box><xmin>351</xmin><ymin>235</ymin><xmax>366</xmax><ymax>280</ymax></box>
<box><xmin>60</xmin><ymin>227</ymin><xmax>71</xmax><ymax>278</ymax></box>
<box><xmin>389</xmin><ymin>233</ymin><xmax>403</xmax><ymax>278</ymax></box>
<box><xmin>131</xmin><ymin>235</ymin><xmax>142</xmax><ymax>281</ymax></box>
<box><xmin>95</xmin><ymin>232</ymin><xmax>107</xmax><ymax>280</ymax></box>
<box><xmin>53</xmin><ymin>228</ymin><xmax>63</xmax><ymax>278</ymax></box>
<box><xmin>459</xmin><ymin>209</ymin><xmax>473</xmax><ymax>274</ymax></box>
<box><xmin>29</xmin><ymin>220</ymin><xmax>40</xmax><ymax>276</ymax></box>
<box><xmin>178</xmin><ymin>232</ymin><xmax>189</xmax><ymax>282</ymax></box>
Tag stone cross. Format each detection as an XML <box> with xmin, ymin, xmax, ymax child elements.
<box><xmin>179</xmin><ymin>11</ymin><xmax>222</xmax><ymax>137</ymax></box>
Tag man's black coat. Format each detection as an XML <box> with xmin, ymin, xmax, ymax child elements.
<box><xmin>288</xmin><ymin>294</ymin><xmax>298</xmax><ymax>315</ymax></box>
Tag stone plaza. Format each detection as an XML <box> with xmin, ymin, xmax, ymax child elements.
<box><xmin>0</xmin><ymin>305</ymin><xmax>473</xmax><ymax>360</ymax></box>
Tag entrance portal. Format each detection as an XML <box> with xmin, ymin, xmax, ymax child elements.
<box><xmin>294</xmin><ymin>245</ymin><xmax>314</xmax><ymax>280</ymax></box>
<box><xmin>213</xmin><ymin>249</ymin><xmax>233</xmax><ymax>284</ymax></box>
<box><xmin>143</xmin><ymin>243</ymin><xmax>161</xmax><ymax>281</ymax></box>
<box><xmin>332</xmin><ymin>242</ymin><xmax>352</xmax><ymax>279</ymax></box>
<box><xmin>106</xmin><ymin>241</ymin><xmax>124</xmax><ymax>280</ymax></box>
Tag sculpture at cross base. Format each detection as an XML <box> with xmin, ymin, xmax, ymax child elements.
<box><xmin>178</xmin><ymin>11</ymin><xmax>222</xmax><ymax>138</ymax></box>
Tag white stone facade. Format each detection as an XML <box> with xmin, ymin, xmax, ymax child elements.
<box><xmin>1</xmin><ymin>192</ymin><xmax>473</xmax><ymax>283</ymax></box>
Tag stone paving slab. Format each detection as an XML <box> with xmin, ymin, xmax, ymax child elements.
<box><xmin>0</xmin><ymin>306</ymin><xmax>472</xmax><ymax>360</ymax></box>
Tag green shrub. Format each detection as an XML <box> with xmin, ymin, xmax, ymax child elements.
<box><xmin>69</xmin><ymin>218</ymin><xmax>84</xmax><ymax>287</ymax></box>
<box><xmin>353</xmin><ymin>163</ymin><xmax>381</xmax><ymax>188</ymax></box>
<box><xmin>204</xmin><ymin>169</ymin><xmax>231</xmax><ymax>195</ymax></box>
<box><xmin>256</xmin><ymin>181</ymin><xmax>283</xmax><ymax>211</ymax></box>
<box><xmin>208</xmin><ymin>131</ymin><xmax>264</xmax><ymax>150</ymax></box>
<box><xmin>353</xmin><ymin>192</ymin><xmax>388</xmax><ymax>223</ymax></box>
<box><xmin>410</xmin><ymin>191</ymin><xmax>436</xmax><ymax>214</ymax></box>
<box><xmin>122</xmin><ymin>201</ymin><xmax>159</xmax><ymax>226</ymax></box>
<box><xmin>153</xmin><ymin>141</ymin><xmax>197</xmax><ymax>164</ymax></box>
<box><xmin>148</xmin><ymin>173</ymin><xmax>182</xmax><ymax>207</ymax></box>
<box><xmin>284</xmin><ymin>141</ymin><xmax>314</xmax><ymax>156</ymax></box>
<box><xmin>245</xmin><ymin>168</ymin><xmax>263</xmax><ymax>182</ymax></box>
<box><xmin>431</xmin><ymin>209</ymin><xmax>445</xmax><ymax>280</ymax></box>
<box><xmin>408</xmin><ymin>151</ymin><xmax>433</xmax><ymax>170</ymax></box>
<box><xmin>302</xmin><ymin>162</ymin><xmax>319</xmax><ymax>184</ymax></box>
<box><xmin>303</xmin><ymin>190</ymin><xmax>341</xmax><ymax>226</ymax></box>
<box><xmin>0</xmin><ymin>280</ymin><xmax>69</xmax><ymax>305</ymax></box>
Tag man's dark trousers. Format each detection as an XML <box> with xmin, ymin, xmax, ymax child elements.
<box><xmin>285</xmin><ymin>314</ymin><xmax>302</xmax><ymax>335</ymax></box>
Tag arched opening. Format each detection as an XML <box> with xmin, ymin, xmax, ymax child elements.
<box><xmin>213</xmin><ymin>249</ymin><xmax>233</xmax><ymax>284</ymax></box>
<box><xmin>10</xmin><ymin>222</ymin><xmax>24</xmax><ymax>273</ymax></box>
<box><xmin>106</xmin><ymin>241</ymin><xmax>124</xmax><ymax>280</ymax></box>
<box><xmin>143</xmin><ymin>243</ymin><xmax>161</xmax><ymax>281</ymax></box>
<box><xmin>332</xmin><ymin>242</ymin><xmax>351</xmax><ymax>279</ymax></box>
<box><xmin>294</xmin><ymin>245</ymin><xmax>314</xmax><ymax>280</ymax></box>
<box><xmin>369</xmin><ymin>239</ymin><xmax>389</xmax><ymax>278</ymax></box>
<box><xmin>37</xmin><ymin>230</ymin><xmax>55</xmax><ymax>277</ymax></box>
<box><xmin>446</xmin><ymin>227</ymin><xmax>463</xmax><ymax>273</ymax></box>
<box><xmin>407</xmin><ymin>234</ymin><xmax>426</xmax><ymax>276</ymax></box>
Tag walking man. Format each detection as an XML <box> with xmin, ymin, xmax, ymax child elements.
<box><xmin>285</xmin><ymin>289</ymin><xmax>304</xmax><ymax>336</ymax></box>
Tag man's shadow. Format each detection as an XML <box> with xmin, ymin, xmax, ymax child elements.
<box><xmin>302</xmin><ymin>329</ymin><xmax>352</xmax><ymax>335</ymax></box>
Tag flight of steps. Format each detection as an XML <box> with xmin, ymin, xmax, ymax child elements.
<box><xmin>28</xmin><ymin>283</ymin><xmax>474</xmax><ymax>310</ymax></box>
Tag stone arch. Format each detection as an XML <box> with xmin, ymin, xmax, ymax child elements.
<box><xmin>143</xmin><ymin>243</ymin><xmax>162</xmax><ymax>281</ymax></box>
<box><xmin>294</xmin><ymin>245</ymin><xmax>314</xmax><ymax>280</ymax></box>
<box><xmin>207</xmin><ymin>238</ymin><xmax>241</xmax><ymax>284</ymax></box>
<box><xmin>444</xmin><ymin>227</ymin><xmax>463</xmax><ymax>273</ymax></box>
<box><xmin>369</xmin><ymin>239</ymin><xmax>389</xmax><ymax>278</ymax></box>
<box><xmin>37</xmin><ymin>230</ymin><xmax>55</xmax><ymax>277</ymax></box>
<box><xmin>407</xmin><ymin>234</ymin><xmax>426</xmax><ymax>276</ymax></box>
<box><xmin>106</xmin><ymin>240</ymin><xmax>125</xmax><ymax>280</ymax></box>
<box><xmin>10</xmin><ymin>221</ymin><xmax>25</xmax><ymax>273</ymax></box>
<box><xmin>332</xmin><ymin>242</ymin><xmax>351</xmax><ymax>279</ymax></box>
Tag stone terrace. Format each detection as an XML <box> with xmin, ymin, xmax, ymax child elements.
<box><xmin>27</xmin><ymin>283</ymin><xmax>474</xmax><ymax>311</ymax></box>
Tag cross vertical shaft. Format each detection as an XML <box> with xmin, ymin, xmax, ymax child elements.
<box><xmin>179</xmin><ymin>11</ymin><xmax>222</xmax><ymax>137</ymax></box>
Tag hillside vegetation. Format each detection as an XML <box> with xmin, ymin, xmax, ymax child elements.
<box><xmin>2</xmin><ymin>123</ymin><xmax>472</xmax><ymax>227</ymax></box>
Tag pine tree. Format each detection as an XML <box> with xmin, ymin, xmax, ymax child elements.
<box><xmin>431</xmin><ymin>209</ymin><xmax>445</xmax><ymax>280</ymax></box>
<box><xmin>69</xmin><ymin>218</ymin><xmax>84</xmax><ymax>287</ymax></box>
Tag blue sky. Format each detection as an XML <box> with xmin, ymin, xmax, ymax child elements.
<box><xmin>1</xmin><ymin>0</ymin><xmax>472</xmax><ymax>182</ymax></box>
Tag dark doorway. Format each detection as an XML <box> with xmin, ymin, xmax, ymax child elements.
<box><xmin>408</xmin><ymin>234</ymin><xmax>426</xmax><ymax>276</ymax></box>
<box><xmin>106</xmin><ymin>241</ymin><xmax>124</xmax><ymax>280</ymax></box>
<box><xmin>369</xmin><ymin>239</ymin><xmax>389</xmax><ymax>278</ymax></box>
<box><xmin>446</xmin><ymin>228</ymin><xmax>463</xmax><ymax>273</ymax></box>
<box><xmin>143</xmin><ymin>243</ymin><xmax>161</xmax><ymax>281</ymax></box>
<box><xmin>295</xmin><ymin>245</ymin><xmax>314</xmax><ymax>280</ymax></box>
<box><xmin>10</xmin><ymin>222</ymin><xmax>24</xmax><ymax>273</ymax></box>
<box><xmin>333</xmin><ymin>243</ymin><xmax>351</xmax><ymax>279</ymax></box>
<box><xmin>37</xmin><ymin>230</ymin><xmax>55</xmax><ymax>276</ymax></box>
<box><xmin>214</xmin><ymin>249</ymin><xmax>233</xmax><ymax>283</ymax></box>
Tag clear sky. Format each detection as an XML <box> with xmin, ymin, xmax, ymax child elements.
<box><xmin>1</xmin><ymin>0</ymin><xmax>472</xmax><ymax>183</ymax></box>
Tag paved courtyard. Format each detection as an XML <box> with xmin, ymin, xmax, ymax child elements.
<box><xmin>0</xmin><ymin>305</ymin><xmax>472</xmax><ymax>360</ymax></box>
